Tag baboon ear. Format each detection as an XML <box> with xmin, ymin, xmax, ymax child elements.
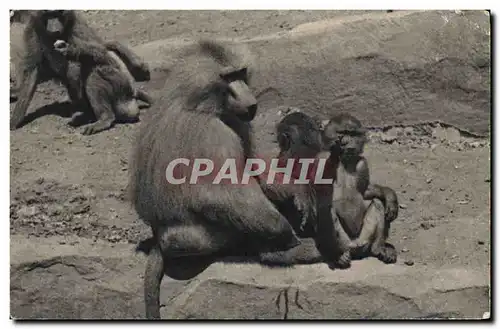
<box><xmin>277</xmin><ymin>132</ymin><xmax>291</xmax><ymax>151</ymax></box>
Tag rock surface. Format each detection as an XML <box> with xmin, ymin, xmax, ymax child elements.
<box><xmin>135</xmin><ymin>10</ymin><xmax>491</xmax><ymax>136</ymax></box>
<box><xmin>10</xmin><ymin>235</ymin><xmax>490</xmax><ymax>320</ymax></box>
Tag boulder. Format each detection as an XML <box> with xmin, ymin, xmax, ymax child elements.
<box><xmin>136</xmin><ymin>10</ymin><xmax>491</xmax><ymax>136</ymax></box>
<box><xmin>10</xmin><ymin>235</ymin><xmax>490</xmax><ymax>319</ymax></box>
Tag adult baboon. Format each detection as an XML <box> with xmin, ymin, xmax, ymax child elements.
<box><xmin>322</xmin><ymin>113</ymin><xmax>399</xmax><ymax>265</ymax></box>
<box><xmin>128</xmin><ymin>39</ymin><xmax>301</xmax><ymax>319</ymax></box>
<box><xmin>10</xmin><ymin>10</ymin><xmax>152</xmax><ymax>134</ymax></box>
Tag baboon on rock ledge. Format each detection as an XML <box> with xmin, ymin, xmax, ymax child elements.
<box><xmin>322</xmin><ymin>113</ymin><xmax>399</xmax><ymax>266</ymax></box>
<box><xmin>128</xmin><ymin>39</ymin><xmax>302</xmax><ymax>319</ymax></box>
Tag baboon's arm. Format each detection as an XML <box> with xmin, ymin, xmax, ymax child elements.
<box><xmin>10</xmin><ymin>60</ymin><xmax>39</xmax><ymax>130</ymax></box>
<box><xmin>258</xmin><ymin>178</ymin><xmax>316</xmax><ymax>230</ymax></box>
<box><xmin>364</xmin><ymin>183</ymin><xmax>386</xmax><ymax>201</ymax></box>
<box><xmin>104</xmin><ymin>40</ymin><xmax>151</xmax><ymax>82</ymax></box>
<box><xmin>364</xmin><ymin>184</ymin><xmax>397</xmax><ymax>205</ymax></box>
<box><xmin>364</xmin><ymin>184</ymin><xmax>399</xmax><ymax>222</ymax></box>
<box><xmin>64</xmin><ymin>39</ymin><xmax>113</xmax><ymax>65</ymax></box>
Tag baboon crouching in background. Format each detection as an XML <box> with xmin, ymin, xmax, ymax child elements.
<box><xmin>10</xmin><ymin>10</ymin><xmax>152</xmax><ymax>134</ymax></box>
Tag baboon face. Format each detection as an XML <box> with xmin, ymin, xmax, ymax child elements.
<box><xmin>219</xmin><ymin>67</ymin><xmax>257</xmax><ymax>121</ymax></box>
<box><xmin>324</xmin><ymin>114</ymin><xmax>366</xmax><ymax>156</ymax></box>
<box><xmin>338</xmin><ymin>130</ymin><xmax>366</xmax><ymax>156</ymax></box>
<box><xmin>32</xmin><ymin>10</ymin><xmax>73</xmax><ymax>39</ymax></box>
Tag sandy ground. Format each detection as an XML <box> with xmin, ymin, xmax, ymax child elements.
<box><xmin>9</xmin><ymin>10</ymin><xmax>491</xmax><ymax>319</ymax></box>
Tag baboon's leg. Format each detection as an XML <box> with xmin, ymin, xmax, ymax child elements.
<box><xmin>363</xmin><ymin>199</ymin><xmax>397</xmax><ymax>264</ymax></box>
<box><xmin>144</xmin><ymin>244</ymin><xmax>164</xmax><ymax>320</ymax></box>
<box><xmin>259</xmin><ymin>238</ymin><xmax>323</xmax><ymax>266</ymax></box>
<box><xmin>82</xmin><ymin>73</ymin><xmax>116</xmax><ymax>135</ymax></box>
<box><xmin>10</xmin><ymin>64</ymin><xmax>39</xmax><ymax>129</ymax></box>
<box><xmin>207</xmin><ymin>184</ymin><xmax>301</xmax><ymax>253</ymax></box>
<box><xmin>333</xmin><ymin>212</ymin><xmax>354</xmax><ymax>268</ymax></box>
<box><xmin>105</xmin><ymin>40</ymin><xmax>150</xmax><ymax>82</ymax></box>
<box><xmin>106</xmin><ymin>51</ymin><xmax>152</xmax><ymax>107</ymax></box>
<box><xmin>314</xmin><ymin>199</ymin><xmax>344</xmax><ymax>266</ymax></box>
<box><xmin>348</xmin><ymin>199</ymin><xmax>380</xmax><ymax>253</ymax></box>
<box><xmin>158</xmin><ymin>223</ymin><xmax>232</xmax><ymax>258</ymax></box>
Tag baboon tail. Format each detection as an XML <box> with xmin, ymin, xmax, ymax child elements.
<box><xmin>105</xmin><ymin>41</ymin><xmax>151</xmax><ymax>82</ymax></box>
<box><xmin>135</xmin><ymin>89</ymin><xmax>154</xmax><ymax>107</ymax></box>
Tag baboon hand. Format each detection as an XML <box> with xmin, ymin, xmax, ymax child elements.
<box><xmin>373</xmin><ymin>245</ymin><xmax>397</xmax><ymax>264</ymax></box>
<box><xmin>385</xmin><ymin>199</ymin><xmax>398</xmax><ymax>223</ymax></box>
<box><xmin>53</xmin><ymin>40</ymin><xmax>69</xmax><ymax>56</ymax></box>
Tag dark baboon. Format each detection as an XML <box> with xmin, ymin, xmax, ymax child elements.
<box><xmin>10</xmin><ymin>10</ymin><xmax>152</xmax><ymax>134</ymax></box>
<box><xmin>322</xmin><ymin>113</ymin><xmax>399</xmax><ymax>265</ymax></box>
<box><xmin>128</xmin><ymin>39</ymin><xmax>301</xmax><ymax>319</ymax></box>
<box><xmin>257</xmin><ymin>111</ymin><xmax>346</xmax><ymax>267</ymax></box>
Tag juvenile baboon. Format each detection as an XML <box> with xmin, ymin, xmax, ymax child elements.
<box><xmin>322</xmin><ymin>113</ymin><xmax>399</xmax><ymax>265</ymax></box>
<box><xmin>10</xmin><ymin>10</ymin><xmax>152</xmax><ymax>134</ymax></box>
<box><xmin>128</xmin><ymin>40</ymin><xmax>301</xmax><ymax>319</ymax></box>
<box><xmin>257</xmin><ymin>111</ymin><xmax>347</xmax><ymax>267</ymax></box>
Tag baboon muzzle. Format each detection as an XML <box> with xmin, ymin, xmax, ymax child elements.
<box><xmin>228</xmin><ymin>80</ymin><xmax>258</xmax><ymax>121</ymax></box>
<box><xmin>46</xmin><ymin>18</ymin><xmax>64</xmax><ymax>37</ymax></box>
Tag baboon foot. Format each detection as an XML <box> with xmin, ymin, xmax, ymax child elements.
<box><xmin>372</xmin><ymin>244</ymin><xmax>397</xmax><ymax>264</ymax></box>
<box><xmin>349</xmin><ymin>238</ymin><xmax>371</xmax><ymax>254</ymax></box>
<box><xmin>81</xmin><ymin>119</ymin><xmax>114</xmax><ymax>135</ymax></box>
<box><xmin>69</xmin><ymin>112</ymin><xmax>93</xmax><ymax>127</ymax></box>
<box><xmin>336</xmin><ymin>250</ymin><xmax>352</xmax><ymax>269</ymax></box>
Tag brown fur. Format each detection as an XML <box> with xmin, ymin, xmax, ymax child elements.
<box><xmin>127</xmin><ymin>39</ymin><xmax>300</xmax><ymax>319</ymax></box>
<box><xmin>9</xmin><ymin>10</ymin><xmax>152</xmax><ymax>134</ymax></box>
<box><xmin>322</xmin><ymin>113</ymin><xmax>399</xmax><ymax>265</ymax></box>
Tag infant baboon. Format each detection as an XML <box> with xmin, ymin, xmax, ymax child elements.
<box><xmin>128</xmin><ymin>40</ymin><xmax>301</xmax><ymax>319</ymax></box>
<box><xmin>10</xmin><ymin>10</ymin><xmax>152</xmax><ymax>134</ymax></box>
<box><xmin>322</xmin><ymin>113</ymin><xmax>399</xmax><ymax>265</ymax></box>
<box><xmin>258</xmin><ymin>111</ymin><xmax>345</xmax><ymax>267</ymax></box>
